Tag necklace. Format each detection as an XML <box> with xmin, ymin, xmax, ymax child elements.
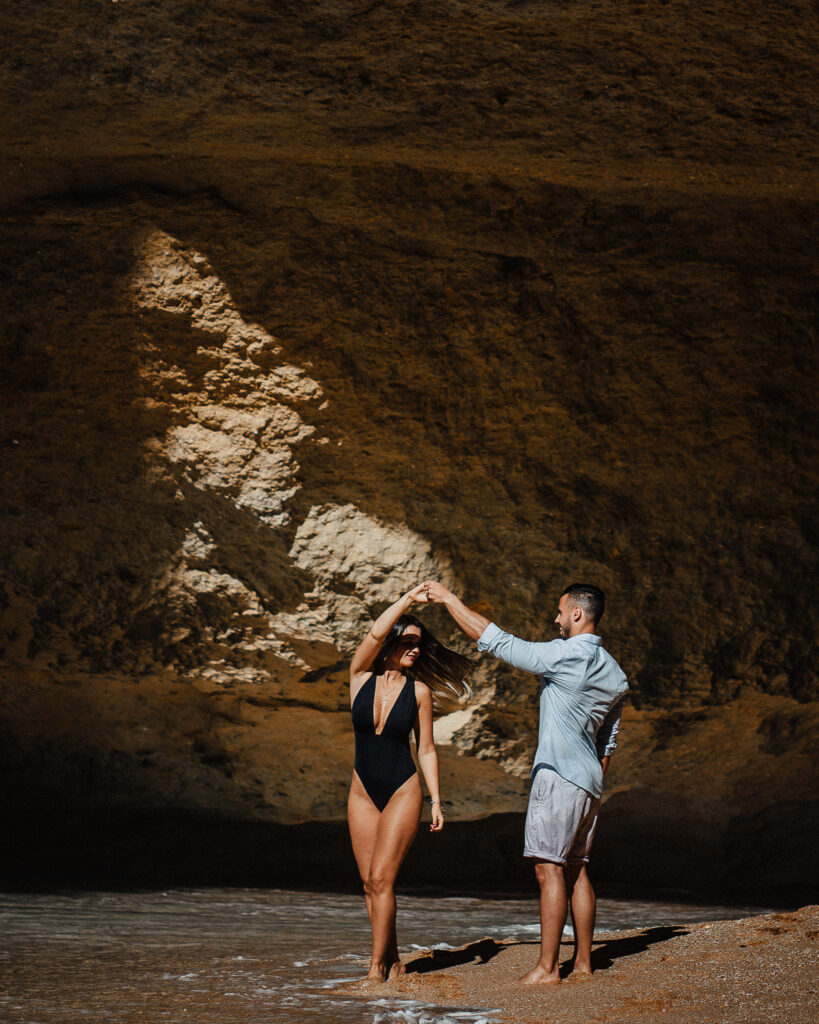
<box><xmin>378</xmin><ymin>677</ymin><xmax>404</xmax><ymax>703</ymax></box>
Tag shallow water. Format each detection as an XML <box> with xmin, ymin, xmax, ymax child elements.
<box><xmin>0</xmin><ymin>888</ymin><xmax>770</xmax><ymax>1024</ymax></box>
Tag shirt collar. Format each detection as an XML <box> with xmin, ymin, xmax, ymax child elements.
<box><xmin>566</xmin><ymin>633</ymin><xmax>602</xmax><ymax>645</ymax></box>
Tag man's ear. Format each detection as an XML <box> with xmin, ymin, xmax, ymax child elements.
<box><xmin>572</xmin><ymin>604</ymin><xmax>582</xmax><ymax>621</ymax></box>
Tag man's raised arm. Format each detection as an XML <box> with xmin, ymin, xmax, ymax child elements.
<box><xmin>422</xmin><ymin>581</ymin><xmax>562</xmax><ymax>677</ymax></box>
<box><xmin>421</xmin><ymin>581</ymin><xmax>490</xmax><ymax>640</ymax></box>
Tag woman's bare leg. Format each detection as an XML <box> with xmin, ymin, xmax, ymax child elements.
<box><xmin>349</xmin><ymin>775</ymin><xmax>422</xmax><ymax>979</ymax></box>
<box><xmin>348</xmin><ymin>774</ymin><xmax>422</xmax><ymax>980</ymax></box>
<box><xmin>368</xmin><ymin>776</ymin><xmax>422</xmax><ymax>979</ymax></box>
<box><xmin>348</xmin><ymin>774</ymin><xmax>381</xmax><ymax>929</ymax></box>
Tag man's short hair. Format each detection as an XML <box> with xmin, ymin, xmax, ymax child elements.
<box><xmin>561</xmin><ymin>583</ymin><xmax>606</xmax><ymax>625</ymax></box>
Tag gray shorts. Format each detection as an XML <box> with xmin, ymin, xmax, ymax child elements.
<box><xmin>523</xmin><ymin>767</ymin><xmax>601</xmax><ymax>865</ymax></box>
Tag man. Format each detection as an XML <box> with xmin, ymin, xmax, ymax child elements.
<box><xmin>422</xmin><ymin>580</ymin><xmax>627</xmax><ymax>984</ymax></box>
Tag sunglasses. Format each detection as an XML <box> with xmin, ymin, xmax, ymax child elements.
<box><xmin>395</xmin><ymin>637</ymin><xmax>422</xmax><ymax>651</ymax></box>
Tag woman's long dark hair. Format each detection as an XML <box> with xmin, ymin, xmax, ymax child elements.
<box><xmin>373</xmin><ymin>614</ymin><xmax>472</xmax><ymax>709</ymax></box>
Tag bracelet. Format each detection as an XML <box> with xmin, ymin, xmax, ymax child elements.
<box><xmin>429</xmin><ymin>799</ymin><xmax>441</xmax><ymax>805</ymax></box>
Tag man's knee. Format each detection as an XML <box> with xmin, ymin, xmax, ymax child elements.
<box><xmin>533</xmin><ymin>859</ymin><xmax>565</xmax><ymax>886</ymax></box>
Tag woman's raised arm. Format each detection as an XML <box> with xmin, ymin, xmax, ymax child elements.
<box><xmin>349</xmin><ymin>583</ymin><xmax>429</xmax><ymax>682</ymax></box>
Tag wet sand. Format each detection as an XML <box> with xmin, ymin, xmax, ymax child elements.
<box><xmin>348</xmin><ymin>906</ymin><xmax>818</xmax><ymax>1023</ymax></box>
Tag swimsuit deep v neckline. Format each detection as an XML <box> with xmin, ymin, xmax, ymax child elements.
<box><xmin>373</xmin><ymin>676</ymin><xmax>409</xmax><ymax>736</ymax></box>
<box><xmin>351</xmin><ymin>673</ymin><xmax>419</xmax><ymax>812</ymax></box>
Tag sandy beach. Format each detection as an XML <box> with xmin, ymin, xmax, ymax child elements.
<box><xmin>346</xmin><ymin>905</ymin><xmax>818</xmax><ymax>1024</ymax></box>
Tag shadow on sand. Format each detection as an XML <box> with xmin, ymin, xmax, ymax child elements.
<box><xmin>406</xmin><ymin>925</ymin><xmax>690</xmax><ymax>978</ymax></box>
<box><xmin>406</xmin><ymin>937</ymin><xmax>507</xmax><ymax>974</ymax></box>
<box><xmin>590</xmin><ymin>925</ymin><xmax>689</xmax><ymax>968</ymax></box>
<box><xmin>561</xmin><ymin>924</ymin><xmax>691</xmax><ymax>977</ymax></box>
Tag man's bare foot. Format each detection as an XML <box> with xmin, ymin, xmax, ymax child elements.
<box><xmin>365</xmin><ymin>964</ymin><xmax>387</xmax><ymax>982</ymax></box>
<box><xmin>519</xmin><ymin>965</ymin><xmax>561</xmax><ymax>985</ymax></box>
<box><xmin>567</xmin><ymin>965</ymin><xmax>593</xmax><ymax>979</ymax></box>
<box><xmin>387</xmin><ymin>959</ymin><xmax>406</xmax><ymax>980</ymax></box>
<box><xmin>567</xmin><ymin>956</ymin><xmax>593</xmax><ymax>976</ymax></box>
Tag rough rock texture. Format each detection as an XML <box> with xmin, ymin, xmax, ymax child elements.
<box><xmin>1</xmin><ymin>1</ymin><xmax>817</xmax><ymax>894</ymax></box>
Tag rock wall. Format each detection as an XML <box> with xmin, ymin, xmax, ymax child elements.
<box><xmin>1</xmin><ymin>0</ymin><xmax>817</xmax><ymax>895</ymax></box>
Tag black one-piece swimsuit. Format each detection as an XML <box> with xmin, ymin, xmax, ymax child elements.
<box><xmin>351</xmin><ymin>674</ymin><xmax>418</xmax><ymax>812</ymax></box>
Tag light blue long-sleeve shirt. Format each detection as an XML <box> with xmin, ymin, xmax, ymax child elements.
<box><xmin>477</xmin><ymin>623</ymin><xmax>628</xmax><ymax>798</ymax></box>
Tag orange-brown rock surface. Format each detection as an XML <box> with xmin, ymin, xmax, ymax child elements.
<box><xmin>1</xmin><ymin>1</ymin><xmax>817</xmax><ymax>894</ymax></box>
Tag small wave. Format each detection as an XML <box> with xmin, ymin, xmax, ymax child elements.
<box><xmin>447</xmin><ymin>1014</ymin><xmax>500</xmax><ymax>1021</ymax></box>
<box><xmin>406</xmin><ymin>942</ymin><xmax>460</xmax><ymax>951</ymax></box>
<box><xmin>368</xmin><ymin>997</ymin><xmax>501</xmax><ymax>1020</ymax></box>
<box><xmin>370</xmin><ymin>1009</ymin><xmax>499</xmax><ymax>1024</ymax></box>
<box><xmin>369</xmin><ymin>999</ymin><xmax>442</xmax><ymax>1008</ymax></box>
<box><xmin>296</xmin><ymin>951</ymin><xmax>367</xmax><ymax>966</ymax></box>
<box><xmin>483</xmin><ymin>922</ymin><xmax>540</xmax><ymax>936</ymax></box>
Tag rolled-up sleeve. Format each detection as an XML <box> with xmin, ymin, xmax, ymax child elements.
<box><xmin>596</xmin><ymin>696</ymin><xmax>625</xmax><ymax>757</ymax></box>
<box><xmin>477</xmin><ymin>623</ymin><xmax>563</xmax><ymax>676</ymax></box>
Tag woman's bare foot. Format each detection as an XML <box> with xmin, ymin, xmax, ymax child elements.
<box><xmin>365</xmin><ymin>962</ymin><xmax>388</xmax><ymax>982</ymax></box>
<box><xmin>519</xmin><ymin>964</ymin><xmax>561</xmax><ymax>985</ymax></box>
<box><xmin>387</xmin><ymin>959</ymin><xmax>406</xmax><ymax>980</ymax></box>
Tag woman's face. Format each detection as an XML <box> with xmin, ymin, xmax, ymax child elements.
<box><xmin>389</xmin><ymin>626</ymin><xmax>422</xmax><ymax>671</ymax></box>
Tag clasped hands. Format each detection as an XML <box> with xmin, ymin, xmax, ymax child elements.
<box><xmin>406</xmin><ymin>580</ymin><xmax>451</xmax><ymax>605</ymax></box>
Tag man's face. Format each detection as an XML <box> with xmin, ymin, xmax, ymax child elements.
<box><xmin>554</xmin><ymin>594</ymin><xmax>578</xmax><ymax>638</ymax></box>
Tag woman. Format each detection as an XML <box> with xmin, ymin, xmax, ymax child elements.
<box><xmin>348</xmin><ymin>582</ymin><xmax>472</xmax><ymax>981</ymax></box>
